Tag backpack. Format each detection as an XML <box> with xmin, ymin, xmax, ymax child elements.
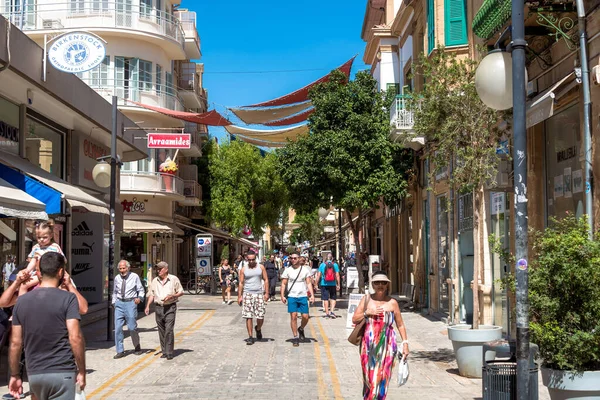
<box><xmin>324</xmin><ymin>262</ymin><xmax>336</xmax><ymax>282</ymax></box>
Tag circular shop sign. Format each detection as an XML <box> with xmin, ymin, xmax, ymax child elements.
<box><xmin>48</xmin><ymin>32</ymin><xmax>106</xmax><ymax>73</ymax></box>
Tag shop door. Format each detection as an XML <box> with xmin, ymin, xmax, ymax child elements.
<box><xmin>458</xmin><ymin>193</ymin><xmax>474</xmax><ymax>324</ymax></box>
<box><xmin>490</xmin><ymin>192</ymin><xmax>510</xmax><ymax>335</ymax></box>
<box><xmin>437</xmin><ymin>195</ymin><xmax>450</xmax><ymax>314</ymax></box>
<box><xmin>423</xmin><ymin>199</ymin><xmax>430</xmax><ymax>308</ymax></box>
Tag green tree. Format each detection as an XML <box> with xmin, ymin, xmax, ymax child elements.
<box><xmin>209</xmin><ymin>140</ymin><xmax>288</xmax><ymax>236</ymax></box>
<box><xmin>289</xmin><ymin>210</ymin><xmax>323</xmax><ymax>246</ymax></box>
<box><xmin>411</xmin><ymin>48</ymin><xmax>503</xmax><ymax>328</ymax></box>
<box><xmin>277</xmin><ymin>70</ymin><xmax>412</xmax><ymax>292</ymax></box>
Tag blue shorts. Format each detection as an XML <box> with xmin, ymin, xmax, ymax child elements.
<box><xmin>321</xmin><ymin>285</ymin><xmax>337</xmax><ymax>301</ymax></box>
<box><xmin>287</xmin><ymin>296</ymin><xmax>309</xmax><ymax>314</ymax></box>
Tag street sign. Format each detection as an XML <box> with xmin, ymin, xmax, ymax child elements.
<box><xmin>196</xmin><ymin>234</ymin><xmax>213</xmax><ymax>257</ymax></box>
<box><xmin>48</xmin><ymin>32</ymin><xmax>106</xmax><ymax>73</ymax></box>
<box><xmin>196</xmin><ymin>257</ymin><xmax>211</xmax><ymax>276</ymax></box>
<box><xmin>147</xmin><ymin>133</ymin><xmax>191</xmax><ymax>149</ymax></box>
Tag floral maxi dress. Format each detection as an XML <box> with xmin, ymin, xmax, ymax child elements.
<box><xmin>360</xmin><ymin>311</ymin><xmax>398</xmax><ymax>400</ymax></box>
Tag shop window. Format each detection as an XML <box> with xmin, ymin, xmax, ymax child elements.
<box><xmin>139</xmin><ymin>60</ymin><xmax>153</xmax><ymax>92</ymax></box>
<box><xmin>0</xmin><ymin>95</ymin><xmax>20</xmax><ymax>155</ymax></box>
<box><xmin>437</xmin><ymin>195</ymin><xmax>449</xmax><ymax>313</ymax></box>
<box><xmin>545</xmin><ymin>104</ymin><xmax>582</xmax><ymax>221</ymax></box>
<box><xmin>25</xmin><ymin>116</ymin><xmax>64</xmax><ymax>178</ymax></box>
<box><xmin>0</xmin><ymin>218</ymin><xmax>18</xmax><ymax>266</ymax></box>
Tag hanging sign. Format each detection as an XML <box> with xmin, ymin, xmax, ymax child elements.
<box><xmin>147</xmin><ymin>133</ymin><xmax>191</xmax><ymax>149</ymax></box>
<box><xmin>196</xmin><ymin>234</ymin><xmax>213</xmax><ymax>257</ymax></box>
<box><xmin>48</xmin><ymin>32</ymin><xmax>106</xmax><ymax>73</ymax></box>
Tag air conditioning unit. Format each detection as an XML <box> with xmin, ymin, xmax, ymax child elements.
<box><xmin>42</xmin><ymin>19</ymin><xmax>63</xmax><ymax>29</ymax></box>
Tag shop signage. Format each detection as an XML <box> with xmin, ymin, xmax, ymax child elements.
<box><xmin>48</xmin><ymin>32</ymin><xmax>106</xmax><ymax>73</ymax></box>
<box><xmin>0</xmin><ymin>120</ymin><xmax>19</xmax><ymax>144</ymax></box>
<box><xmin>71</xmin><ymin>209</ymin><xmax>103</xmax><ymax>303</ymax></box>
<box><xmin>121</xmin><ymin>198</ymin><xmax>146</xmax><ymax>213</ymax></box>
<box><xmin>147</xmin><ymin>133</ymin><xmax>191</xmax><ymax>149</ymax></box>
<box><xmin>71</xmin><ymin>135</ymin><xmax>109</xmax><ymax>192</ymax></box>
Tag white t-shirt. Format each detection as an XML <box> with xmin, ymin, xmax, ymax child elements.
<box><xmin>281</xmin><ymin>266</ymin><xmax>311</xmax><ymax>298</ymax></box>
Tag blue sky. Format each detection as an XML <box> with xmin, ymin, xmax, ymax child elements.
<box><xmin>181</xmin><ymin>0</ymin><xmax>369</xmax><ymax>143</ymax></box>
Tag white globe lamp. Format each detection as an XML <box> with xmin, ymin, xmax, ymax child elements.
<box><xmin>318</xmin><ymin>207</ymin><xmax>329</xmax><ymax>219</ymax></box>
<box><xmin>475</xmin><ymin>50</ymin><xmax>515</xmax><ymax>111</ymax></box>
<box><xmin>92</xmin><ymin>161</ymin><xmax>111</xmax><ymax>188</ymax></box>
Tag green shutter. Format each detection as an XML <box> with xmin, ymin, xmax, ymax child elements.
<box><xmin>445</xmin><ymin>0</ymin><xmax>467</xmax><ymax>46</ymax></box>
<box><xmin>427</xmin><ymin>0</ymin><xmax>435</xmax><ymax>53</ymax></box>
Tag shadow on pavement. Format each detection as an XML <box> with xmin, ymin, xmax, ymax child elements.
<box><xmin>172</xmin><ymin>349</ymin><xmax>193</xmax><ymax>358</ymax></box>
<box><xmin>284</xmin><ymin>338</ymin><xmax>318</xmax><ymax>343</ymax></box>
<box><xmin>409</xmin><ymin>348</ymin><xmax>455</xmax><ymax>363</ymax></box>
<box><xmin>254</xmin><ymin>338</ymin><xmax>275</xmax><ymax>342</ymax></box>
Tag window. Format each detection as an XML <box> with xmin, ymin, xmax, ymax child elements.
<box><xmin>92</xmin><ymin>0</ymin><xmax>109</xmax><ymax>12</ymax></box>
<box><xmin>427</xmin><ymin>0</ymin><xmax>435</xmax><ymax>53</ymax></box>
<box><xmin>70</xmin><ymin>0</ymin><xmax>85</xmax><ymax>14</ymax></box>
<box><xmin>90</xmin><ymin>56</ymin><xmax>110</xmax><ymax>87</ymax></box>
<box><xmin>165</xmin><ymin>71</ymin><xmax>173</xmax><ymax>95</ymax></box>
<box><xmin>437</xmin><ymin>195</ymin><xmax>449</xmax><ymax>313</ymax></box>
<box><xmin>386</xmin><ymin>83</ymin><xmax>400</xmax><ymax>96</ymax></box>
<box><xmin>25</xmin><ymin>116</ymin><xmax>64</xmax><ymax>178</ymax></box>
<box><xmin>156</xmin><ymin>64</ymin><xmax>162</xmax><ymax>93</ymax></box>
<box><xmin>115</xmin><ymin>57</ymin><xmax>140</xmax><ymax>101</ymax></box>
<box><xmin>139</xmin><ymin>60</ymin><xmax>152</xmax><ymax>91</ymax></box>
<box><xmin>140</xmin><ymin>0</ymin><xmax>152</xmax><ymax>18</ymax></box>
<box><xmin>445</xmin><ymin>0</ymin><xmax>467</xmax><ymax>46</ymax></box>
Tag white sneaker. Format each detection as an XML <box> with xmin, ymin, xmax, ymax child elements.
<box><xmin>222</xmin><ymin>301</ymin><xmax>227</xmax><ymax>304</ymax></box>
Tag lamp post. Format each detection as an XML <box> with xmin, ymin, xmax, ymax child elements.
<box><xmin>475</xmin><ymin>11</ymin><xmax>529</xmax><ymax>397</ymax></box>
<box><xmin>92</xmin><ymin>96</ymin><xmax>119</xmax><ymax>342</ymax></box>
<box><xmin>318</xmin><ymin>207</ymin><xmax>329</xmax><ymax>219</ymax></box>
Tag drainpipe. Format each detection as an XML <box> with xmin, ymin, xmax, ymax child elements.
<box><xmin>576</xmin><ymin>0</ymin><xmax>593</xmax><ymax>237</ymax></box>
<box><xmin>0</xmin><ymin>17</ymin><xmax>11</xmax><ymax>74</ymax></box>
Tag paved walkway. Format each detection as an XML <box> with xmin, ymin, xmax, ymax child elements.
<box><xmin>0</xmin><ymin>294</ymin><xmax>550</xmax><ymax>399</ymax></box>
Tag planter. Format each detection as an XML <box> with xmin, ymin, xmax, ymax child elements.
<box><xmin>542</xmin><ymin>367</ymin><xmax>600</xmax><ymax>400</ymax></box>
<box><xmin>161</xmin><ymin>173</ymin><xmax>174</xmax><ymax>192</ymax></box>
<box><xmin>447</xmin><ymin>324</ymin><xmax>502</xmax><ymax>378</ymax></box>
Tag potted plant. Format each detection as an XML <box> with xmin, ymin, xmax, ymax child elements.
<box><xmin>159</xmin><ymin>157</ymin><xmax>178</xmax><ymax>192</ymax></box>
<box><xmin>529</xmin><ymin>216</ymin><xmax>600</xmax><ymax>399</ymax></box>
<box><xmin>411</xmin><ymin>49</ymin><xmax>503</xmax><ymax>378</ymax></box>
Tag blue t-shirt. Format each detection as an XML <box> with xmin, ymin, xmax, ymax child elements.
<box><xmin>318</xmin><ymin>262</ymin><xmax>339</xmax><ymax>286</ymax></box>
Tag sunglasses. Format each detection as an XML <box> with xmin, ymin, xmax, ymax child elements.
<box><xmin>373</xmin><ymin>281</ymin><xmax>388</xmax><ymax>286</ymax></box>
<box><xmin>290</xmin><ymin>257</ymin><xmax>298</xmax><ymax>259</ymax></box>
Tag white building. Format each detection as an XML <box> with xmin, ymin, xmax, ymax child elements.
<box><xmin>2</xmin><ymin>1</ymin><xmax>208</xmax><ymax>281</ymax></box>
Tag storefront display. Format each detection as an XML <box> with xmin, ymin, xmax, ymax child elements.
<box><xmin>25</xmin><ymin>116</ymin><xmax>64</xmax><ymax>179</ymax></box>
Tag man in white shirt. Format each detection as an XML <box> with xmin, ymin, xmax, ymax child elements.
<box><xmin>2</xmin><ymin>256</ymin><xmax>15</xmax><ymax>290</ymax></box>
<box><xmin>112</xmin><ymin>260</ymin><xmax>145</xmax><ymax>359</ymax></box>
<box><xmin>281</xmin><ymin>253</ymin><xmax>314</xmax><ymax>347</ymax></box>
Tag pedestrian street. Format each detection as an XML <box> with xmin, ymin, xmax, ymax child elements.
<box><xmin>2</xmin><ymin>294</ymin><xmax>512</xmax><ymax>399</ymax></box>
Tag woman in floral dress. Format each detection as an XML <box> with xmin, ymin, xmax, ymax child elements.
<box><xmin>352</xmin><ymin>271</ymin><xmax>409</xmax><ymax>400</ymax></box>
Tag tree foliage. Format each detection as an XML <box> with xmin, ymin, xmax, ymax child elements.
<box><xmin>209</xmin><ymin>140</ymin><xmax>288</xmax><ymax>236</ymax></box>
<box><xmin>289</xmin><ymin>210</ymin><xmax>322</xmax><ymax>246</ymax></box>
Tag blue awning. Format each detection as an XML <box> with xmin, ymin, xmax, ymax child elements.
<box><xmin>0</xmin><ymin>162</ymin><xmax>62</xmax><ymax>215</ymax></box>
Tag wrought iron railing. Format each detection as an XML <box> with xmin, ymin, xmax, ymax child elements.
<box><xmin>120</xmin><ymin>171</ymin><xmax>184</xmax><ymax>196</ymax></box>
<box><xmin>390</xmin><ymin>95</ymin><xmax>415</xmax><ymax>130</ymax></box>
<box><xmin>183</xmin><ymin>180</ymin><xmax>201</xmax><ymax>199</ymax></box>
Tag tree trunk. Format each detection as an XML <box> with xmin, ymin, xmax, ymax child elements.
<box><xmin>472</xmin><ymin>186</ymin><xmax>484</xmax><ymax>330</ymax></box>
<box><xmin>346</xmin><ymin>208</ymin><xmax>365</xmax><ymax>294</ymax></box>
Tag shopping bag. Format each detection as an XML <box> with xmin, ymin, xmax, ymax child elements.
<box><xmin>75</xmin><ymin>384</ymin><xmax>86</xmax><ymax>400</ymax></box>
<box><xmin>397</xmin><ymin>354</ymin><xmax>409</xmax><ymax>386</ymax></box>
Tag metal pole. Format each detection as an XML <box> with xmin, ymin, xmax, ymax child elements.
<box><xmin>511</xmin><ymin>0</ymin><xmax>530</xmax><ymax>397</ymax></box>
<box><xmin>338</xmin><ymin>208</ymin><xmax>343</xmax><ymax>297</ymax></box>
<box><xmin>107</xmin><ymin>96</ymin><xmax>118</xmax><ymax>341</ymax></box>
<box><xmin>576</xmin><ymin>0</ymin><xmax>593</xmax><ymax>237</ymax></box>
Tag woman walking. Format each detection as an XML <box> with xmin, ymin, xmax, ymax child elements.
<box><xmin>219</xmin><ymin>259</ymin><xmax>233</xmax><ymax>304</ymax></box>
<box><xmin>352</xmin><ymin>271</ymin><xmax>409</xmax><ymax>400</ymax></box>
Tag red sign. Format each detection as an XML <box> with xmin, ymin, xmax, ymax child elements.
<box><xmin>147</xmin><ymin>133</ymin><xmax>191</xmax><ymax>149</ymax></box>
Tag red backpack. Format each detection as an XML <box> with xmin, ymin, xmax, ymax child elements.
<box><xmin>324</xmin><ymin>262</ymin><xmax>336</xmax><ymax>282</ymax></box>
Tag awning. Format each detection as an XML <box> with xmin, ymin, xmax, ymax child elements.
<box><xmin>224</xmin><ymin>124</ymin><xmax>309</xmax><ymax>142</ymax></box>
<box><xmin>127</xmin><ymin>103</ymin><xmax>232</xmax><ymax>126</ymax></box>
<box><xmin>0</xmin><ymin>177</ymin><xmax>49</xmax><ymax>220</ymax></box>
<box><xmin>0</xmin><ymin>162</ymin><xmax>62</xmax><ymax>215</ymax></box>
<box><xmin>123</xmin><ymin>220</ymin><xmax>185</xmax><ymax>235</ymax></box>
<box><xmin>229</xmin><ymin>102</ymin><xmax>312</xmax><ymax>125</ymax></box>
<box><xmin>232</xmin><ymin>135</ymin><xmax>287</xmax><ymax>148</ymax></box>
<box><xmin>263</xmin><ymin>108</ymin><xmax>314</xmax><ymax>126</ymax></box>
<box><xmin>176</xmin><ymin>221</ymin><xmax>261</xmax><ymax>247</ymax></box>
<box><xmin>526</xmin><ymin>72</ymin><xmax>575</xmax><ymax>129</ymax></box>
<box><xmin>0</xmin><ymin>220</ymin><xmax>17</xmax><ymax>241</ymax></box>
<box><xmin>238</xmin><ymin>237</ymin><xmax>262</xmax><ymax>249</ymax></box>
<box><xmin>0</xmin><ymin>150</ymin><xmax>108</xmax><ymax>215</ymax></box>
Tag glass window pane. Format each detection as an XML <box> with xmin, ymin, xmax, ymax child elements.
<box><xmin>0</xmin><ymin>96</ymin><xmax>20</xmax><ymax>155</ymax></box>
<box><xmin>25</xmin><ymin>117</ymin><xmax>63</xmax><ymax>178</ymax></box>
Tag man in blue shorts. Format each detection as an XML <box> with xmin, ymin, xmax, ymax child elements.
<box><xmin>280</xmin><ymin>253</ymin><xmax>314</xmax><ymax>347</ymax></box>
<box><xmin>316</xmin><ymin>254</ymin><xmax>341</xmax><ymax>318</ymax></box>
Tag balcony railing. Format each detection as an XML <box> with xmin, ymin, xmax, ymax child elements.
<box><xmin>183</xmin><ymin>180</ymin><xmax>201</xmax><ymax>199</ymax></box>
<box><xmin>390</xmin><ymin>95</ymin><xmax>415</xmax><ymax>130</ymax></box>
<box><xmin>2</xmin><ymin>1</ymin><xmax>185</xmax><ymax>47</ymax></box>
<box><xmin>120</xmin><ymin>171</ymin><xmax>184</xmax><ymax>197</ymax></box>
<box><xmin>79</xmin><ymin>78</ymin><xmax>184</xmax><ymax>111</ymax></box>
<box><xmin>175</xmin><ymin>10</ymin><xmax>200</xmax><ymax>44</ymax></box>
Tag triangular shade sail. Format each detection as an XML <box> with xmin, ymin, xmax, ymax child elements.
<box><xmin>229</xmin><ymin>102</ymin><xmax>312</xmax><ymax>125</ymax></box>
<box><xmin>243</xmin><ymin>56</ymin><xmax>356</xmax><ymax>107</ymax></box>
<box><xmin>224</xmin><ymin>124</ymin><xmax>309</xmax><ymax>142</ymax></box>
<box><xmin>128</xmin><ymin>101</ymin><xmax>232</xmax><ymax>126</ymax></box>
<box><xmin>264</xmin><ymin>108</ymin><xmax>315</xmax><ymax>126</ymax></box>
<box><xmin>233</xmin><ymin>135</ymin><xmax>287</xmax><ymax>148</ymax></box>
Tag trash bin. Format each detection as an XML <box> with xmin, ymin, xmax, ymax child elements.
<box><xmin>482</xmin><ymin>339</ymin><xmax>538</xmax><ymax>400</ymax></box>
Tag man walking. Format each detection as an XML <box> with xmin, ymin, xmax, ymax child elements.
<box><xmin>264</xmin><ymin>254</ymin><xmax>278</xmax><ymax>301</ymax></box>
<box><xmin>238</xmin><ymin>251</ymin><xmax>269</xmax><ymax>345</ymax></box>
<box><xmin>3</xmin><ymin>255</ymin><xmax>15</xmax><ymax>290</ymax></box>
<box><xmin>145</xmin><ymin>261</ymin><xmax>184</xmax><ymax>360</ymax></box>
<box><xmin>316</xmin><ymin>254</ymin><xmax>341</xmax><ymax>318</ymax></box>
<box><xmin>281</xmin><ymin>253</ymin><xmax>314</xmax><ymax>347</ymax></box>
<box><xmin>9</xmin><ymin>252</ymin><xmax>86</xmax><ymax>399</ymax></box>
<box><xmin>113</xmin><ymin>260</ymin><xmax>145</xmax><ymax>359</ymax></box>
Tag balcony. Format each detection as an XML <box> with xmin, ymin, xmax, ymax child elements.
<box><xmin>4</xmin><ymin>1</ymin><xmax>186</xmax><ymax>60</ymax></box>
<box><xmin>120</xmin><ymin>171</ymin><xmax>184</xmax><ymax>199</ymax></box>
<box><xmin>390</xmin><ymin>95</ymin><xmax>424</xmax><ymax>150</ymax></box>
<box><xmin>179</xmin><ymin>130</ymin><xmax>202</xmax><ymax>157</ymax></box>
<box><xmin>181</xmin><ymin>180</ymin><xmax>202</xmax><ymax>206</ymax></box>
<box><xmin>178</xmin><ymin>63</ymin><xmax>204</xmax><ymax>110</ymax></box>
<box><xmin>175</xmin><ymin>10</ymin><xmax>201</xmax><ymax>60</ymax></box>
<box><xmin>79</xmin><ymin>78</ymin><xmax>184</xmax><ymax>115</ymax></box>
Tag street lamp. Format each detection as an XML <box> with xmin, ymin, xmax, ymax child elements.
<box><xmin>475</xmin><ymin>11</ymin><xmax>530</xmax><ymax>398</ymax></box>
<box><xmin>92</xmin><ymin>96</ymin><xmax>120</xmax><ymax>342</ymax></box>
<box><xmin>318</xmin><ymin>207</ymin><xmax>329</xmax><ymax>219</ymax></box>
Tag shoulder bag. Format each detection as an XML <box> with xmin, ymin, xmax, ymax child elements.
<box><xmin>283</xmin><ymin>268</ymin><xmax>302</xmax><ymax>298</ymax></box>
<box><xmin>348</xmin><ymin>294</ymin><xmax>370</xmax><ymax>346</ymax></box>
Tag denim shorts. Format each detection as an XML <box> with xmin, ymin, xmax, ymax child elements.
<box><xmin>287</xmin><ymin>296</ymin><xmax>309</xmax><ymax>314</ymax></box>
<box><xmin>321</xmin><ymin>285</ymin><xmax>337</xmax><ymax>301</ymax></box>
